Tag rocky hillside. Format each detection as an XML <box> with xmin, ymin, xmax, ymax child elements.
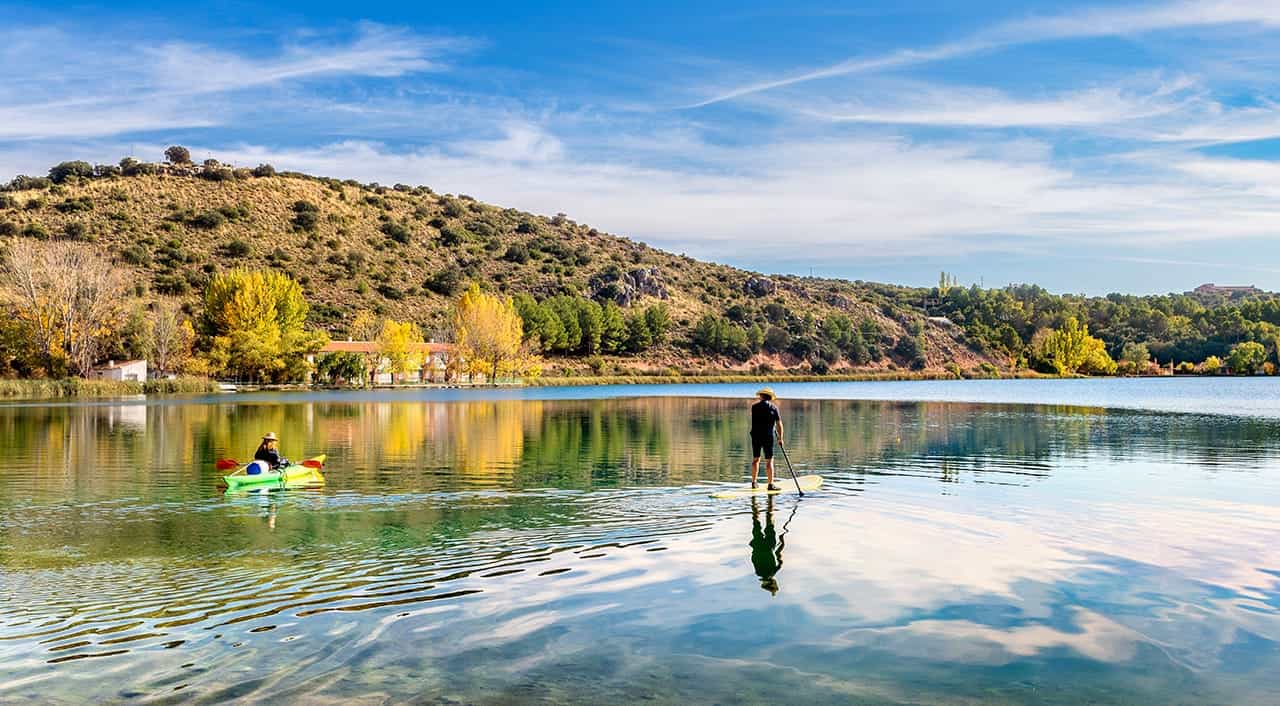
<box><xmin>0</xmin><ymin>157</ymin><xmax>1000</xmax><ymax>374</ymax></box>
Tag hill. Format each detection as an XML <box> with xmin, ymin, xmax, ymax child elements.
<box><xmin>0</xmin><ymin>156</ymin><xmax>999</xmax><ymax>376</ymax></box>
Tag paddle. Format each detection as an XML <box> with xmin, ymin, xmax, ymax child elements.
<box><xmin>215</xmin><ymin>458</ymin><xmax>323</xmax><ymax>471</ymax></box>
<box><xmin>778</xmin><ymin>441</ymin><xmax>804</xmax><ymax>497</ymax></box>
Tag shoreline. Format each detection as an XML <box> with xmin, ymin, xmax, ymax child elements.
<box><xmin>0</xmin><ymin>377</ymin><xmax>219</xmax><ymax>401</ymax></box>
<box><xmin>524</xmin><ymin>371</ymin><xmax>1035</xmax><ymax>386</ymax></box>
<box><xmin>0</xmin><ymin>371</ymin><xmax>1234</xmax><ymax>401</ymax></box>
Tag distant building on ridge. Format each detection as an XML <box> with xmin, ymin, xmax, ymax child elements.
<box><xmin>1193</xmin><ymin>283</ymin><xmax>1263</xmax><ymax>296</ymax></box>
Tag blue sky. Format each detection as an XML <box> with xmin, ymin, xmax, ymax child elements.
<box><xmin>4</xmin><ymin>0</ymin><xmax>1280</xmax><ymax>295</ymax></box>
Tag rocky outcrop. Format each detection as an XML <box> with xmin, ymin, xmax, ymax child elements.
<box><xmin>825</xmin><ymin>293</ymin><xmax>854</xmax><ymax>309</ymax></box>
<box><xmin>590</xmin><ymin>267</ymin><xmax>669</xmax><ymax>306</ymax></box>
<box><xmin>743</xmin><ymin>276</ymin><xmax>776</xmax><ymax>298</ymax></box>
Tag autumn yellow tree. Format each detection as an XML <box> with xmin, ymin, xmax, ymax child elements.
<box><xmin>1034</xmin><ymin>317</ymin><xmax>1116</xmax><ymax>375</ymax></box>
<box><xmin>377</xmin><ymin>319</ymin><xmax>424</xmax><ymax>383</ymax></box>
<box><xmin>453</xmin><ymin>283</ymin><xmax>533</xmax><ymax>382</ymax></box>
<box><xmin>200</xmin><ymin>269</ymin><xmax>327</xmax><ymax>382</ymax></box>
<box><xmin>0</xmin><ymin>238</ymin><xmax>127</xmax><ymax>376</ymax></box>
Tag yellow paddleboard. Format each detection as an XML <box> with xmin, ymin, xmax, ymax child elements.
<box><xmin>710</xmin><ymin>475</ymin><xmax>822</xmax><ymax>498</ymax></box>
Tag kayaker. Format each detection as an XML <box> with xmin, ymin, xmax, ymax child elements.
<box><xmin>254</xmin><ymin>432</ymin><xmax>290</xmax><ymax>470</ymax></box>
<box><xmin>750</xmin><ymin>388</ymin><xmax>784</xmax><ymax>491</ymax></box>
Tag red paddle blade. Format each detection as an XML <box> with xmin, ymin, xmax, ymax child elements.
<box><xmin>216</xmin><ymin>459</ymin><xmax>240</xmax><ymax>470</ymax></box>
<box><xmin>301</xmin><ymin>459</ymin><xmax>324</xmax><ymax>469</ymax></box>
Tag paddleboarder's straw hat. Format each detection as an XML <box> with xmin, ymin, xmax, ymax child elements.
<box><xmin>262</xmin><ymin>432</ymin><xmax>278</xmax><ymax>441</ymax></box>
<box><xmin>756</xmin><ymin>388</ymin><xmax>776</xmax><ymax>400</ymax></box>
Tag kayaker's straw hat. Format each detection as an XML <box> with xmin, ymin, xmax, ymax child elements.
<box><xmin>262</xmin><ymin>432</ymin><xmax>278</xmax><ymax>441</ymax></box>
<box><xmin>757</xmin><ymin>388</ymin><xmax>776</xmax><ymax>400</ymax></box>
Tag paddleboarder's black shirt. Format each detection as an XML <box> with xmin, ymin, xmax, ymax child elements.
<box><xmin>750</xmin><ymin>400</ymin><xmax>780</xmax><ymax>438</ymax></box>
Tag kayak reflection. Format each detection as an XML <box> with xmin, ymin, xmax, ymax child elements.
<box><xmin>256</xmin><ymin>489</ymin><xmax>278</xmax><ymax>531</ymax></box>
<box><xmin>749</xmin><ymin>495</ymin><xmax>796</xmax><ymax>595</ymax></box>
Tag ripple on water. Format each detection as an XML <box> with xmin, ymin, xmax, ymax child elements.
<box><xmin>0</xmin><ymin>484</ymin><xmax>744</xmax><ymax>686</ymax></box>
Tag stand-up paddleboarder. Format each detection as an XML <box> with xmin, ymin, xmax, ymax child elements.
<box><xmin>750</xmin><ymin>388</ymin><xmax>784</xmax><ymax>491</ymax></box>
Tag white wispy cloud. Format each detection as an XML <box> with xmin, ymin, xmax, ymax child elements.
<box><xmin>794</xmin><ymin>77</ymin><xmax>1198</xmax><ymax>130</ymax></box>
<box><xmin>689</xmin><ymin>0</ymin><xmax>1280</xmax><ymax>107</ymax></box>
<box><xmin>0</xmin><ymin>22</ymin><xmax>469</xmax><ymax>140</ymax></box>
<box><xmin>143</xmin><ymin>23</ymin><xmax>464</xmax><ymax>94</ymax></box>
<box><xmin>0</xmin><ymin>101</ymin><xmax>220</xmax><ymax>141</ymax></box>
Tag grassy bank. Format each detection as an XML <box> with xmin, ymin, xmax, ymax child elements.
<box><xmin>0</xmin><ymin>377</ymin><xmax>220</xmax><ymax>400</ymax></box>
<box><xmin>525</xmin><ymin>370</ymin><xmax>1046</xmax><ymax>387</ymax></box>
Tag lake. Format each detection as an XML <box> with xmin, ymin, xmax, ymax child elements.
<box><xmin>3</xmin><ymin>378</ymin><xmax>1280</xmax><ymax>704</ymax></box>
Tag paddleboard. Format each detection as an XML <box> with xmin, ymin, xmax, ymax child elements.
<box><xmin>710</xmin><ymin>475</ymin><xmax>822</xmax><ymax>498</ymax></box>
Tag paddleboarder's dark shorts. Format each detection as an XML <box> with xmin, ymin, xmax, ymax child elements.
<box><xmin>751</xmin><ymin>434</ymin><xmax>775</xmax><ymax>460</ymax></box>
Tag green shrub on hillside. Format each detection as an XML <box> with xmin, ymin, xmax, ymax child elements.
<box><xmin>119</xmin><ymin>158</ymin><xmax>155</xmax><ymax>176</ymax></box>
<box><xmin>48</xmin><ymin>161</ymin><xmax>94</xmax><ymax>184</ymax></box>
<box><xmin>4</xmin><ymin>175</ymin><xmax>51</xmax><ymax>191</ymax></box>
<box><xmin>190</xmin><ymin>210</ymin><xmax>226</xmax><ymax>229</ymax></box>
<box><xmin>20</xmin><ymin>223</ymin><xmax>48</xmax><ymax>239</ymax></box>
<box><xmin>502</xmin><ymin>243</ymin><xmax>530</xmax><ymax>264</ymax></box>
<box><xmin>439</xmin><ymin>226</ymin><xmax>468</xmax><ymax>246</ymax></box>
<box><xmin>200</xmin><ymin>163</ymin><xmax>234</xmax><ymax>181</ymax></box>
<box><xmin>120</xmin><ymin>244</ymin><xmax>152</xmax><ymax>265</ymax></box>
<box><xmin>63</xmin><ymin>221</ymin><xmax>90</xmax><ymax>240</ymax></box>
<box><xmin>54</xmin><ymin>196</ymin><xmax>94</xmax><ymax>213</ymax></box>
<box><xmin>218</xmin><ymin>239</ymin><xmax>251</xmax><ymax>258</ymax></box>
<box><xmin>377</xmin><ymin>283</ymin><xmax>405</xmax><ymax>300</ymax></box>
<box><xmin>380</xmin><ymin>221</ymin><xmax>412</xmax><ymax>244</ymax></box>
<box><xmin>424</xmin><ymin>269</ymin><xmax>462</xmax><ymax>296</ymax></box>
<box><xmin>895</xmin><ymin>334</ymin><xmax>928</xmax><ymax>370</ymax></box>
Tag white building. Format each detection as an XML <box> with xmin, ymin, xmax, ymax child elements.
<box><xmin>313</xmin><ymin>341</ymin><xmax>454</xmax><ymax>384</ymax></box>
<box><xmin>92</xmin><ymin>359</ymin><xmax>148</xmax><ymax>382</ymax></box>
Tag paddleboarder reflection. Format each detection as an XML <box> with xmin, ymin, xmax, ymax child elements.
<box><xmin>750</xmin><ymin>495</ymin><xmax>795</xmax><ymax>595</ymax></box>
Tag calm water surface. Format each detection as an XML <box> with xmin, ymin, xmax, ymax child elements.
<box><xmin>4</xmin><ymin>380</ymin><xmax>1280</xmax><ymax>704</ymax></box>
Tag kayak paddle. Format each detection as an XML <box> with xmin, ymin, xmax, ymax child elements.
<box><xmin>215</xmin><ymin>458</ymin><xmax>324</xmax><ymax>470</ymax></box>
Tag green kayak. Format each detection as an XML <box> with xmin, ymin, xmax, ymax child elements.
<box><xmin>223</xmin><ymin>455</ymin><xmax>326</xmax><ymax>490</ymax></box>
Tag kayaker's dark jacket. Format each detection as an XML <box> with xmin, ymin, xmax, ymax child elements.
<box><xmin>254</xmin><ymin>444</ymin><xmax>284</xmax><ymax>469</ymax></box>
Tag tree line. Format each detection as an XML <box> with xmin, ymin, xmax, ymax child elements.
<box><xmin>917</xmin><ymin>279</ymin><xmax>1280</xmax><ymax>374</ymax></box>
<box><xmin>513</xmin><ymin>295</ymin><xmax>672</xmax><ymax>355</ymax></box>
<box><xmin>689</xmin><ymin>304</ymin><xmax>897</xmax><ymax>373</ymax></box>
